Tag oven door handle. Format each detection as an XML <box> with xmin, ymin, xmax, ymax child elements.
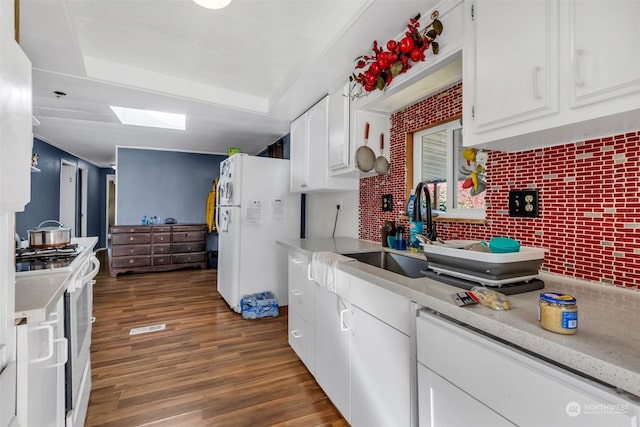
<box><xmin>50</xmin><ymin>337</ymin><xmax>68</xmax><ymax>368</ymax></box>
<box><xmin>29</xmin><ymin>325</ymin><xmax>54</xmax><ymax>364</ymax></box>
<box><xmin>82</xmin><ymin>254</ymin><xmax>100</xmax><ymax>284</ymax></box>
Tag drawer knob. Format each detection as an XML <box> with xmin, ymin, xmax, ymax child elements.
<box><xmin>130</xmin><ymin>249</ymin><xmax>134</xmax><ymax>254</ymax></box>
<box><xmin>129</xmin><ymin>236</ymin><xmax>134</xmax><ymax>241</ymax></box>
<box><xmin>129</xmin><ymin>259</ymin><xmax>135</xmax><ymax>264</ymax></box>
<box><xmin>160</xmin><ymin>237</ymin><xmax>164</xmax><ymax>241</ymax></box>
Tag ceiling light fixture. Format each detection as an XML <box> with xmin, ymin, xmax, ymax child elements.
<box><xmin>110</xmin><ymin>106</ymin><xmax>186</xmax><ymax>131</ymax></box>
<box><xmin>192</xmin><ymin>0</ymin><xmax>232</xmax><ymax>9</ymax></box>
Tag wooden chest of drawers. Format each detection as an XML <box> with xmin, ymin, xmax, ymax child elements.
<box><xmin>110</xmin><ymin>224</ymin><xmax>207</xmax><ymax>277</ymax></box>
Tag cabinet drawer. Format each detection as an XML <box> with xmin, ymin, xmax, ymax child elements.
<box><xmin>112</xmin><ymin>245</ymin><xmax>150</xmax><ymax>257</ymax></box>
<box><xmin>172</xmin><ymin>252</ymin><xmax>205</xmax><ymax>264</ymax></box>
<box><xmin>172</xmin><ymin>225</ymin><xmax>206</xmax><ymax>232</ymax></box>
<box><xmin>111</xmin><ymin>226</ymin><xmax>149</xmax><ymax>234</ymax></box>
<box><xmin>152</xmin><ymin>226</ymin><xmax>171</xmax><ymax>233</ymax></box>
<box><xmin>172</xmin><ymin>242</ymin><xmax>205</xmax><ymax>253</ymax></box>
<box><xmin>152</xmin><ymin>244</ymin><xmax>171</xmax><ymax>255</ymax></box>
<box><xmin>173</xmin><ymin>227</ymin><xmax>207</xmax><ymax>243</ymax></box>
<box><xmin>152</xmin><ymin>233</ymin><xmax>171</xmax><ymax>244</ymax></box>
<box><xmin>153</xmin><ymin>256</ymin><xmax>171</xmax><ymax>266</ymax></box>
<box><xmin>288</xmin><ymin>311</ymin><xmax>307</xmax><ymax>363</ymax></box>
<box><xmin>172</xmin><ymin>230</ymin><xmax>206</xmax><ymax>243</ymax></box>
<box><xmin>112</xmin><ymin>233</ymin><xmax>151</xmax><ymax>245</ymax></box>
<box><xmin>112</xmin><ymin>256</ymin><xmax>151</xmax><ymax>268</ymax></box>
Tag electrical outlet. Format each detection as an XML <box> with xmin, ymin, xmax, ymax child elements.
<box><xmin>382</xmin><ymin>194</ymin><xmax>393</xmax><ymax>212</ymax></box>
<box><xmin>509</xmin><ymin>189</ymin><xmax>539</xmax><ymax>217</ymax></box>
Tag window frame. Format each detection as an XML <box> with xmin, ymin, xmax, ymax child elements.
<box><xmin>412</xmin><ymin>119</ymin><xmax>486</xmax><ymax>220</ymax></box>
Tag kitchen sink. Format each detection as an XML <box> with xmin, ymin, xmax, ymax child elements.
<box><xmin>343</xmin><ymin>251</ymin><xmax>430</xmax><ymax>278</ymax></box>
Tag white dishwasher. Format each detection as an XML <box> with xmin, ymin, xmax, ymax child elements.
<box><xmin>416</xmin><ymin>309</ymin><xmax>639</xmax><ymax>427</ymax></box>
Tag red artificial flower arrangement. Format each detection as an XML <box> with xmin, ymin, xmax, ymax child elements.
<box><xmin>350</xmin><ymin>11</ymin><xmax>444</xmax><ymax>95</ymax></box>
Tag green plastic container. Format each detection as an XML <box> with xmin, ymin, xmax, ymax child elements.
<box><xmin>489</xmin><ymin>237</ymin><xmax>520</xmax><ymax>253</ymax></box>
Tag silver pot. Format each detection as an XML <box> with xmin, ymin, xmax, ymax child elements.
<box><xmin>28</xmin><ymin>220</ymin><xmax>72</xmax><ymax>248</ymax></box>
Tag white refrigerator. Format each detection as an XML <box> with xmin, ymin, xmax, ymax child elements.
<box><xmin>215</xmin><ymin>154</ymin><xmax>300</xmax><ymax>312</ymax></box>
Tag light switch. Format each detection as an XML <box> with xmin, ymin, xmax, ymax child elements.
<box><xmin>509</xmin><ymin>189</ymin><xmax>539</xmax><ymax>217</ymax></box>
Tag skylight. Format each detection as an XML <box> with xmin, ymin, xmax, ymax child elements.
<box><xmin>110</xmin><ymin>106</ymin><xmax>186</xmax><ymax>130</ymax></box>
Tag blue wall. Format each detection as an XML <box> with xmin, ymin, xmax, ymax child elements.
<box><xmin>17</xmin><ymin>140</ymin><xmax>284</xmax><ymax>252</ymax></box>
<box><xmin>116</xmin><ymin>148</ymin><xmax>226</xmax><ymax>249</ymax></box>
<box><xmin>15</xmin><ymin>139</ymin><xmax>110</xmax><ymax>247</ymax></box>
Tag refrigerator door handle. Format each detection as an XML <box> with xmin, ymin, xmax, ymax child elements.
<box><xmin>215</xmin><ymin>179</ymin><xmax>222</xmax><ymax>232</ymax></box>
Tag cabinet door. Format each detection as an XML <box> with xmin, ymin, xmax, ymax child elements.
<box><xmin>570</xmin><ymin>1</ymin><xmax>640</xmax><ymax>107</ymax></box>
<box><xmin>0</xmin><ymin>213</ymin><xmax>16</xmax><ymax>426</ymax></box>
<box><xmin>351</xmin><ymin>305</ymin><xmax>410</xmax><ymax>427</ymax></box>
<box><xmin>289</xmin><ymin>114</ymin><xmax>308</xmax><ymax>192</ymax></box>
<box><xmin>328</xmin><ymin>83</ymin><xmax>350</xmax><ymax>171</ymax></box>
<box><xmin>314</xmin><ymin>285</ymin><xmax>351</xmax><ymax>423</ymax></box>
<box><xmin>470</xmin><ymin>0</ymin><xmax>558</xmax><ymax>132</ymax></box>
<box><xmin>306</xmin><ymin>96</ymin><xmax>329</xmax><ymax>189</ymax></box>
<box><xmin>0</xmin><ymin>33</ymin><xmax>32</xmax><ymax>213</ymax></box>
<box><xmin>418</xmin><ymin>363</ymin><xmax>514</xmax><ymax>427</ymax></box>
<box><xmin>17</xmin><ymin>297</ymin><xmax>66</xmax><ymax>427</ymax></box>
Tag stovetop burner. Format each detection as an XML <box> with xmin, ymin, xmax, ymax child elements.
<box><xmin>16</xmin><ymin>243</ymin><xmax>79</xmax><ymax>258</ymax></box>
<box><xmin>16</xmin><ymin>244</ymin><xmax>84</xmax><ymax>273</ymax></box>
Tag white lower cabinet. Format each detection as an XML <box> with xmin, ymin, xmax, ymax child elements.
<box><xmin>287</xmin><ymin>262</ymin><xmax>414</xmax><ymax>427</ymax></box>
<box><xmin>417</xmin><ymin>310</ymin><xmax>639</xmax><ymax>427</ymax></box>
<box><xmin>314</xmin><ymin>284</ymin><xmax>351</xmax><ymax>422</ymax></box>
<box><xmin>351</xmin><ymin>304</ymin><xmax>410</xmax><ymax>427</ymax></box>
<box><xmin>418</xmin><ymin>363</ymin><xmax>514</xmax><ymax>427</ymax></box>
<box><xmin>16</xmin><ymin>295</ymin><xmax>66</xmax><ymax>427</ymax></box>
<box><xmin>287</xmin><ymin>251</ymin><xmax>315</xmax><ymax>373</ymax></box>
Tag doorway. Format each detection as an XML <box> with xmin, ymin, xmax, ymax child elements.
<box><xmin>60</xmin><ymin>160</ymin><xmax>77</xmax><ymax>235</ymax></box>
<box><xmin>78</xmin><ymin>166</ymin><xmax>88</xmax><ymax>237</ymax></box>
<box><xmin>105</xmin><ymin>174</ymin><xmax>116</xmax><ymax>247</ymax></box>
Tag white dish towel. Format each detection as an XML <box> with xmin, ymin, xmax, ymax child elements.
<box><xmin>311</xmin><ymin>252</ymin><xmax>353</xmax><ymax>292</ymax></box>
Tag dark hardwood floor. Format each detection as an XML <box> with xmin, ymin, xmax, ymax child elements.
<box><xmin>87</xmin><ymin>267</ymin><xmax>347</xmax><ymax>427</ymax></box>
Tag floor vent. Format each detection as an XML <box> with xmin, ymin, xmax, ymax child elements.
<box><xmin>129</xmin><ymin>323</ymin><xmax>166</xmax><ymax>335</ymax></box>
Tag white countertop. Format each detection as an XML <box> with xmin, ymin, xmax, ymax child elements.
<box><xmin>277</xmin><ymin>237</ymin><xmax>640</xmax><ymax>399</ymax></box>
<box><xmin>15</xmin><ymin>237</ymin><xmax>99</xmax><ymax>324</ymax></box>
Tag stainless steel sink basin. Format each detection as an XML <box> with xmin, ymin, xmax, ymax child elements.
<box><xmin>343</xmin><ymin>251</ymin><xmax>430</xmax><ymax>278</ymax></box>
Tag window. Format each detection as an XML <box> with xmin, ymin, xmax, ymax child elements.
<box><xmin>413</xmin><ymin>119</ymin><xmax>486</xmax><ymax>219</ymax></box>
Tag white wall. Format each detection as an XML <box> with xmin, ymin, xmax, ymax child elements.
<box><xmin>306</xmin><ymin>190</ymin><xmax>359</xmax><ymax>238</ymax></box>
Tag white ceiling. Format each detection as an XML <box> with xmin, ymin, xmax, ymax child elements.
<box><xmin>19</xmin><ymin>0</ymin><xmax>445</xmax><ymax>167</ymax></box>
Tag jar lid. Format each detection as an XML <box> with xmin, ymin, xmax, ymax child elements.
<box><xmin>539</xmin><ymin>292</ymin><xmax>576</xmax><ymax>305</ymax></box>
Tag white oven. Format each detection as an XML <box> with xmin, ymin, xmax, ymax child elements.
<box><xmin>65</xmin><ymin>253</ymin><xmax>99</xmax><ymax>427</ymax></box>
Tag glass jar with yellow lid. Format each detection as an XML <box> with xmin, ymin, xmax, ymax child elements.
<box><xmin>538</xmin><ymin>292</ymin><xmax>578</xmax><ymax>335</ymax></box>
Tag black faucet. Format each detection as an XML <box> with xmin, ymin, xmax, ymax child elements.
<box><xmin>412</xmin><ymin>182</ymin><xmax>437</xmax><ymax>241</ymax></box>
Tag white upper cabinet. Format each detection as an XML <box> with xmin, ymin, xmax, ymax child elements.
<box><xmin>463</xmin><ymin>0</ymin><xmax>640</xmax><ymax>152</ymax></box>
<box><xmin>0</xmin><ymin>1</ymin><xmax>33</xmax><ymax>213</ymax></box>
<box><xmin>570</xmin><ymin>1</ymin><xmax>640</xmax><ymax>107</ymax></box>
<box><xmin>469</xmin><ymin>0</ymin><xmax>558</xmax><ymax>132</ymax></box>
<box><xmin>289</xmin><ymin>114</ymin><xmax>308</xmax><ymax>192</ymax></box>
<box><xmin>328</xmin><ymin>83</ymin><xmax>351</xmax><ymax>172</ymax></box>
<box><xmin>290</xmin><ymin>96</ymin><xmax>358</xmax><ymax>193</ymax></box>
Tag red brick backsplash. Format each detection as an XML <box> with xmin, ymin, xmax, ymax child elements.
<box><xmin>359</xmin><ymin>82</ymin><xmax>640</xmax><ymax>290</ymax></box>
